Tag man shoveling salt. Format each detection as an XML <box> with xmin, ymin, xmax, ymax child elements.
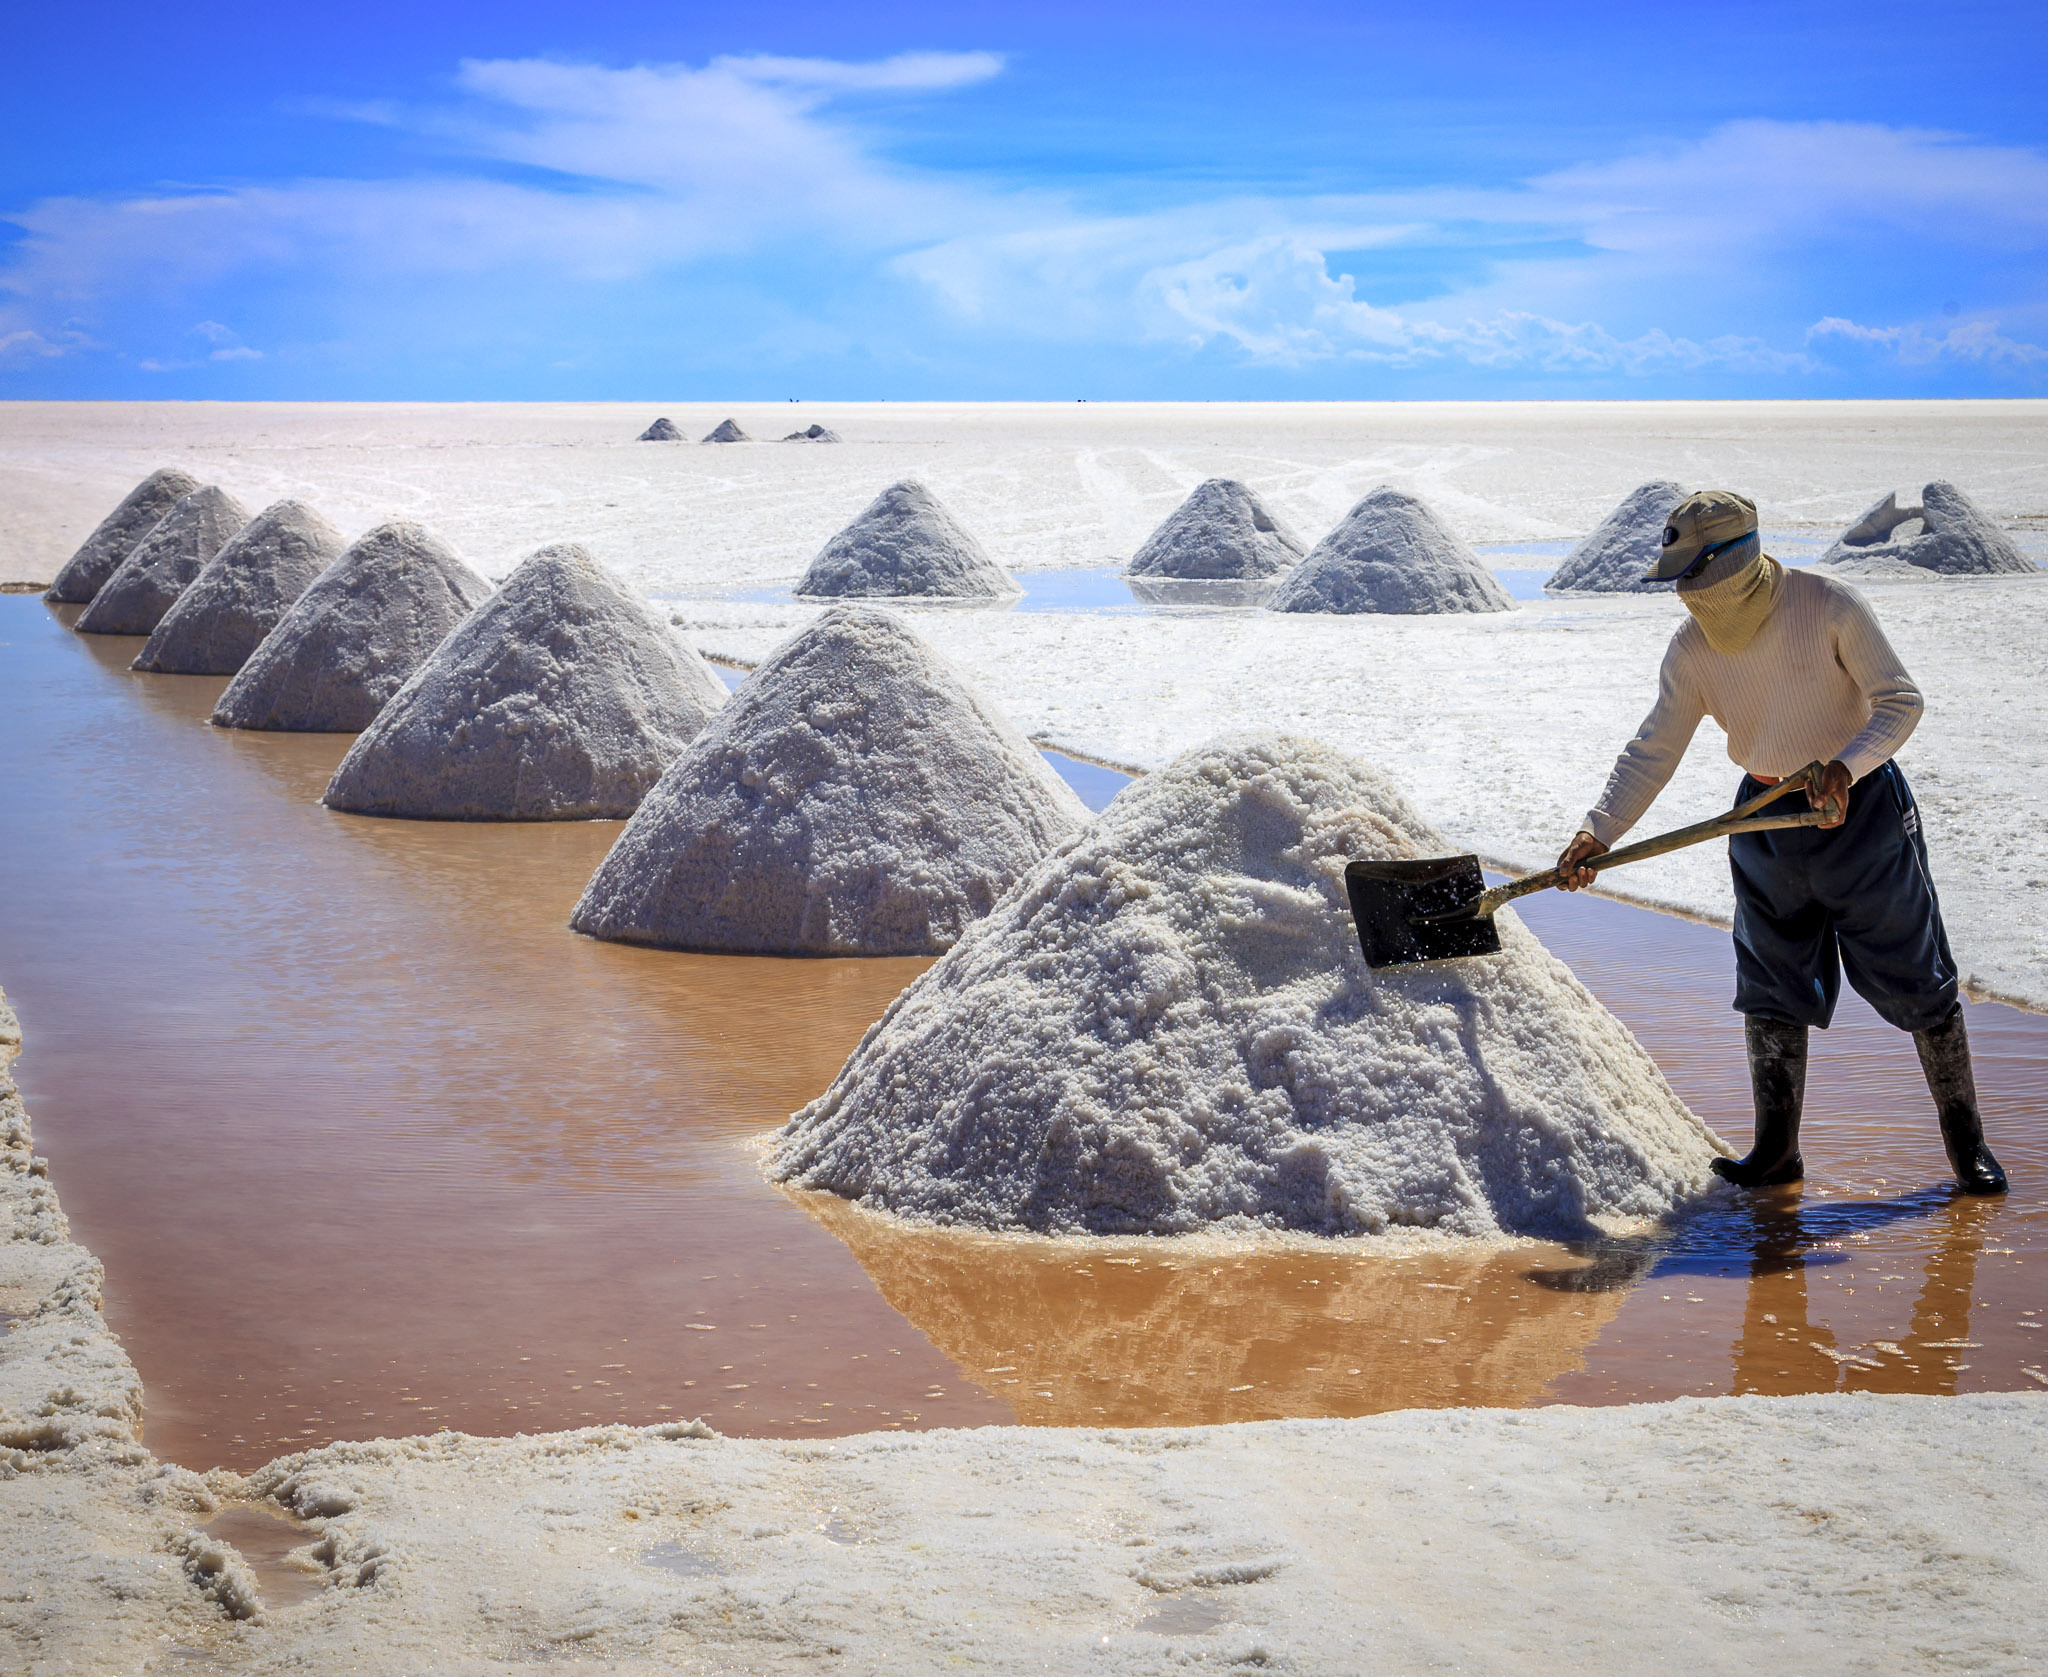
<box><xmin>1556</xmin><ymin>488</ymin><xmax>2006</xmax><ymax>1196</ymax></box>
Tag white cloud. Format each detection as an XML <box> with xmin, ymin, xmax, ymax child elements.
<box><xmin>1808</xmin><ymin>314</ymin><xmax>2048</xmax><ymax>368</ymax></box>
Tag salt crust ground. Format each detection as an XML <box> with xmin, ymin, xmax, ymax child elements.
<box><xmin>134</xmin><ymin>499</ymin><xmax>349</xmax><ymax>676</ymax></box>
<box><xmin>43</xmin><ymin>466</ymin><xmax>201</xmax><ymax>604</ymax></box>
<box><xmin>680</xmin><ymin>573</ymin><xmax>2048</xmax><ymax>1012</ymax></box>
<box><xmin>572</xmin><ymin>607</ymin><xmax>1086</xmax><ymax>954</ymax></box>
<box><xmin>774</xmin><ymin>736</ymin><xmax>1719</xmax><ymax>1240</ymax></box>
<box><xmin>1544</xmin><ymin>480</ymin><xmax>1684</xmax><ymax>594</ymax></box>
<box><xmin>323</xmin><ymin>543</ymin><xmax>727</xmax><ymax>820</ymax></box>
<box><xmin>3</xmin><ymin>1014</ymin><xmax>2045</xmax><ymax>1676</ymax></box>
<box><xmin>212</xmin><ymin>521</ymin><xmax>492</xmax><ymax>733</ymax></box>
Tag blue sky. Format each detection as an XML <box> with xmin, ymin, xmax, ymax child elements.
<box><xmin>4</xmin><ymin>1</ymin><xmax>2045</xmax><ymax>400</ymax></box>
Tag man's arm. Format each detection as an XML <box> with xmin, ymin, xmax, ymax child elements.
<box><xmin>1828</xmin><ymin>582</ymin><xmax>1924</xmax><ymax>782</ymax></box>
<box><xmin>1557</xmin><ymin>633</ymin><xmax>1706</xmax><ymax>889</ymax></box>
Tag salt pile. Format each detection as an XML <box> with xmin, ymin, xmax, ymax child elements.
<box><xmin>73</xmin><ymin>486</ymin><xmax>250</xmax><ymax>636</ymax></box>
<box><xmin>637</xmin><ymin>418</ymin><xmax>683</xmax><ymax>442</ymax></box>
<box><xmin>772</xmin><ymin>734</ymin><xmax>1719</xmax><ymax>1240</ymax></box>
<box><xmin>1126</xmin><ymin>478</ymin><xmax>1305</xmax><ymax>580</ymax></box>
<box><xmin>45</xmin><ymin>468</ymin><xmax>202</xmax><ymax>604</ymax></box>
<box><xmin>702</xmin><ymin>419</ymin><xmax>751</xmax><ymax>443</ymax></box>
<box><xmin>132</xmin><ymin>500</ymin><xmax>347</xmax><ymax>674</ymax></box>
<box><xmin>1269</xmin><ymin>488</ymin><xmax>1513</xmax><ymax>615</ymax></box>
<box><xmin>324</xmin><ymin>543</ymin><xmax>727</xmax><ymax>820</ymax></box>
<box><xmin>572</xmin><ymin>605</ymin><xmax>1086</xmax><ymax>954</ymax></box>
<box><xmin>795</xmin><ymin>480</ymin><xmax>1019</xmax><ymax>600</ymax></box>
<box><xmin>212</xmin><ymin>521</ymin><xmax>491</xmax><ymax>733</ymax></box>
<box><xmin>1544</xmin><ymin>481</ymin><xmax>1686</xmax><ymax>593</ymax></box>
<box><xmin>782</xmin><ymin>423</ymin><xmax>842</xmax><ymax>443</ymax></box>
<box><xmin>1819</xmin><ymin>481</ymin><xmax>2036</xmax><ymax>578</ymax></box>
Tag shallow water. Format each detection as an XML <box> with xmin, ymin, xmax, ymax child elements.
<box><xmin>1</xmin><ymin>592</ymin><xmax>2043</xmax><ymax>1469</ymax></box>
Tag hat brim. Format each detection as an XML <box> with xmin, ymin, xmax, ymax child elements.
<box><xmin>1640</xmin><ymin>550</ymin><xmax>1695</xmax><ymax>582</ymax></box>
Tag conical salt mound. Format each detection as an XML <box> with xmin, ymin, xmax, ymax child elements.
<box><xmin>796</xmin><ymin>481</ymin><xmax>1018</xmax><ymax>600</ymax></box>
<box><xmin>638</xmin><ymin>418</ymin><xmax>683</xmax><ymax>441</ymax></box>
<box><xmin>211</xmin><ymin>521</ymin><xmax>491</xmax><ymax>733</ymax></box>
<box><xmin>572</xmin><ymin>605</ymin><xmax>1087</xmax><ymax>955</ymax></box>
<box><xmin>133</xmin><ymin>500</ymin><xmax>348</xmax><ymax>675</ymax></box>
<box><xmin>1126</xmin><ymin>478</ymin><xmax>1305</xmax><ymax>580</ymax></box>
<box><xmin>1269</xmin><ymin>488</ymin><xmax>1513</xmax><ymax>615</ymax></box>
<box><xmin>75</xmin><ymin>485</ymin><xmax>250</xmax><ymax>636</ymax></box>
<box><xmin>46</xmin><ymin>467</ymin><xmax>203</xmax><ymax>604</ymax></box>
<box><xmin>323</xmin><ymin>544</ymin><xmax>728</xmax><ymax>820</ymax></box>
<box><xmin>1819</xmin><ymin>480</ymin><xmax>2036</xmax><ymax>578</ymax></box>
<box><xmin>771</xmin><ymin>735</ymin><xmax>1720</xmax><ymax>1240</ymax></box>
<box><xmin>1545</xmin><ymin>481</ymin><xmax>1686</xmax><ymax>594</ymax></box>
<box><xmin>702</xmin><ymin>419</ymin><xmax>750</xmax><ymax>443</ymax></box>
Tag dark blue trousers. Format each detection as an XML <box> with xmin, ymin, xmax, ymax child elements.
<box><xmin>1729</xmin><ymin>760</ymin><xmax>1958</xmax><ymax>1032</ymax></box>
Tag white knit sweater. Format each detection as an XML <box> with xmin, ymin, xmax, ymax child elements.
<box><xmin>1582</xmin><ymin>568</ymin><xmax>1923</xmax><ymax>846</ymax></box>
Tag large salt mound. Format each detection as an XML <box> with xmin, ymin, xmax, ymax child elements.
<box><xmin>1819</xmin><ymin>480</ymin><xmax>2036</xmax><ymax>578</ymax></box>
<box><xmin>771</xmin><ymin>735</ymin><xmax>1720</xmax><ymax>1240</ymax></box>
<box><xmin>782</xmin><ymin>423</ymin><xmax>842</xmax><ymax>443</ymax></box>
<box><xmin>132</xmin><ymin>500</ymin><xmax>347</xmax><ymax>674</ymax></box>
<box><xmin>211</xmin><ymin>521</ymin><xmax>491</xmax><ymax>733</ymax></box>
<box><xmin>1544</xmin><ymin>481</ymin><xmax>1686</xmax><ymax>594</ymax></box>
<box><xmin>1269</xmin><ymin>488</ymin><xmax>1513</xmax><ymax>615</ymax></box>
<box><xmin>323</xmin><ymin>543</ymin><xmax>727</xmax><ymax>820</ymax></box>
<box><xmin>795</xmin><ymin>480</ymin><xmax>1019</xmax><ymax>600</ymax></box>
<box><xmin>571</xmin><ymin>605</ymin><xmax>1087</xmax><ymax>954</ymax></box>
<box><xmin>74</xmin><ymin>486</ymin><xmax>250</xmax><ymax>636</ymax></box>
<box><xmin>637</xmin><ymin>417</ymin><xmax>683</xmax><ymax>441</ymax></box>
<box><xmin>702</xmin><ymin>418</ymin><xmax>750</xmax><ymax>443</ymax></box>
<box><xmin>1126</xmin><ymin>478</ymin><xmax>1305</xmax><ymax>580</ymax></box>
<box><xmin>45</xmin><ymin>468</ymin><xmax>203</xmax><ymax>604</ymax></box>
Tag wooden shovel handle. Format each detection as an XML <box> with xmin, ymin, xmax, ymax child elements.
<box><xmin>1463</xmin><ymin>761</ymin><xmax>1840</xmax><ymax>920</ymax></box>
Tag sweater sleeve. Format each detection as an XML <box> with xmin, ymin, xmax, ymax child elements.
<box><xmin>1580</xmin><ymin>629</ymin><xmax>1707</xmax><ymax>846</ymax></box>
<box><xmin>1827</xmin><ymin>582</ymin><xmax>1923</xmax><ymax>782</ymax></box>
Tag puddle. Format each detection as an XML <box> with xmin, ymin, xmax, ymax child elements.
<box><xmin>641</xmin><ymin>1540</ymin><xmax>718</xmax><ymax>1578</ymax></box>
<box><xmin>1136</xmin><ymin>1596</ymin><xmax>1232</xmax><ymax>1635</ymax></box>
<box><xmin>1036</xmin><ymin>749</ymin><xmax>1131</xmax><ymax>813</ymax></box>
<box><xmin>724</xmin><ymin>567</ymin><xmax>1283</xmax><ymax>616</ymax></box>
<box><xmin>3</xmin><ymin>594</ymin><xmax>2044</xmax><ymax>1468</ymax></box>
<box><xmin>200</xmin><ymin>1506</ymin><xmax>325</xmax><ymax>1609</ymax></box>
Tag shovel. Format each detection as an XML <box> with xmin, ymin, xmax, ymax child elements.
<box><xmin>1345</xmin><ymin>762</ymin><xmax>1841</xmax><ymax>971</ymax></box>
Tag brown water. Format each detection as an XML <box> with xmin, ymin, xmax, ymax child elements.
<box><xmin>1</xmin><ymin>594</ymin><xmax>2043</xmax><ymax>1470</ymax></box>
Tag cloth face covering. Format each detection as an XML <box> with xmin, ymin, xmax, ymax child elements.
<box><xmin>1677</xmin><ymin>533</ymin><xmax>1784</xmax><ymax>654</ymax></box>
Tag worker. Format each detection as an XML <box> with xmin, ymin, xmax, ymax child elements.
<box><xmin>1555</xmin><ymin>489</ymin><xmax>2005</xmax><ymax>1195</ymax></box>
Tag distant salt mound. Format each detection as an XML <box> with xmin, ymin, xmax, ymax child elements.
<box><xmin>638</xmin><ymin>418</ymin><xmax>683</xmax><ymax>442</ymax></box>
<box><xmin>1126</xmin><ymin>479</ymin><xmax>1305</xmax><ymax>580</ymax></box>
<box><xmin>1269</xmin><ymin>488</ymin><xmax>1513</xmax><ymax>615</ymax></box>
<box><xmin>324</xmin><ymin>543</ymin><xmax>727</xmax><ymax>820</ymax></box>
<box><xmin>572</xmin><ymin>606</ymin><xmax>1086</xmax><ymax>954</ymax></box>
<box><xmin>1819</xmin><ymin>481</ymin><xmax>2036</xmax><ymax>579</ymax></box>
<box><xmin>47</xmin><ymin>468</ymin><xmax>203</xmax><ymax>604</ymax></box>
<box><xmin>782</xmin><ymin>423</ymin><xmax>842</xmax><ymax>443</ymax></box>
<box><xmin>74</xmin><ymin>486</ymin><xmax>250</xmax><ymax>636</ymax></box>
<box><xmin>1545</xmin><ymin>481</ymin><xmax>1687</xmax><ymax>594</ymax></box>
<box><xmin>796</xmin><ymin>481</ymin><xmax>1018</xmax><ymax>601</ymax></box>
<box><xmin>771</xmin><ymin>734</ymin><xmax>1719</xmax><ymax>1240</ymax></box>
<box><xmin>702</xmin><ymin>419</ymin><xmax>750</xmax><ymax>443</ymax></box>
<box><xmin>133</xmin><ymin>500</ymin><xmax>347</xmax><ymax>674</ymax></box>
<box><xmin>212</xmin><ymin>522</ymin><xmax>491</xmax><ymax>733</ymax></box>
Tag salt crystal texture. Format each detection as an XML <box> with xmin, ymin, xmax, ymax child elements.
<box><xmin>1819</xmin><ymin>481</ymin><xmax>2037</xmax><ymax>579</ymax></box>
<box><xmin>45</xmin><ymin>468</ymin><xmax>203</xmax><ymax>605</ymax></box>
<box><xmin>323</xmin><ymin>543</ymin><xmax>727</xmax><ymax>820</ymax></box>
<box><xmin>772</xmin><ymin>734</ymin><xmax>1719</xmax><ymax>1239</ymax></box>
<box><xmin>796</xmin><ymin>481</ymin><xmax>1019</xmax><ymax>600</ymax></box>
<box><xmin>1125</xmin><ymin>478</ymin><xmax>1305</xmax><ymax>580</ymax></box>
<box><xmin>132</xmin><ymin>500</ymin><xmax>348</xmax><ymax>675</ymax></box>
<box><xmin>637</xmin><ymin>418</ymin><xmax>683</xmax><ymax>442</ymax></box>
<box><xmin>572</xmin><ymin>605</ymin><xmax>1086</xmax><ymax>954</ymax></box>
<box><xmin>73</xmin><ymin>486</ymin><xmax>250</xmax><ymax>636</ymax></box>
<box><xmin>211</xmin><ymin>521</ymin><xmax>491</xmax><ymax>733</ymax></box>
<box><xmin>702</xmin><ymin>419</ymin><xmax>751</xmax><ymax>443</ymax></box>
<box><xmin>1269</xmin><ymin>488</ymin><xmax>1513</xmax><ymax>615</ymax></box>
<box><xmin>1545</xmin><ymin>482</ymin><xmax>1686</xmax><ymax>594</ymax></box>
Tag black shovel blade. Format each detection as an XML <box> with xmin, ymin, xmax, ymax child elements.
<box><xmin>1344</xmin><ymin>855</ymin><xmax>1501</xmax><ymax>970</ymax></box>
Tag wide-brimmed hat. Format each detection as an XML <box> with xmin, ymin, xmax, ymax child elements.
<box><xmin>1644</xmin><ymin>488</ymin><xmax>1758</xmax><ymax>582</ymax></box>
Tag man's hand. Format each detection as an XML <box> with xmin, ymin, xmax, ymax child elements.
<box><xmin>1556</xmin><ymin>830</ymin><xmax>1609</xmax><ymax>891</ymax></box>
<box><xmin>1810</xmin><ymin>759</ymin><xmax>1851</xmax><ymax>829</ymax></box>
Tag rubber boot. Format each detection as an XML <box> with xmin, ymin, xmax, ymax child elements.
<box><xmin>1912</xmin><ymin>1009</ymin><xmax>2008</xmax><ymax>1195</ymax></box>
<box><xmin>1712</xmin><ymin>1015</ymin><xmax>1807</xmax><ymax>1187</ymax></box>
